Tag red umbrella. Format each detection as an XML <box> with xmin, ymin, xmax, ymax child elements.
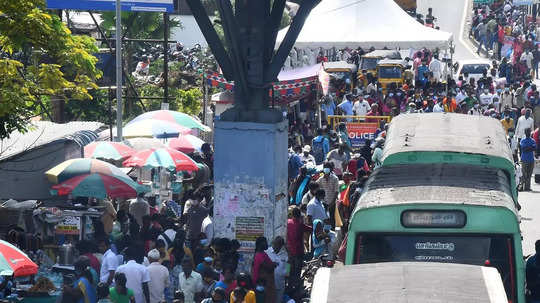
<box><xmin>0</xmin><ymin>240</ymin><xmax>38</xmax><ymax>277</ymax></box>
<box><xmin>123</xmin><ymin>148</ymin><xmax>199</xmax><ymax>172</ymax></box>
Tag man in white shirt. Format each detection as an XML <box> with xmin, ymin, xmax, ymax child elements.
<box><xmin>433</xmin><ymin>101</ymin><xmax>444</xmax><ymax>112</ymax></box>
<box><xmin>178</xmin><ymin>257</ymin><xmax>203</xmax><ymax>303</ymax></box>
<box><xmin>98</xmin><ymin>238</ymin><xmax>118</xmax><ymax>285</ymax></box>
<box><xmin>428</xmin><ymin>54</ymin><xmax>443</xmax><ymax>82</ymax></box>
<box><xmin>201</xmin><ymin>210</ymin><xmax>214</xmax><ymax>246</ymax></box>
<box><xmin>306</xmin><ymin>189</ymin><xmax>329</xmax><ymax>225</ymax></box>
<box><xmin>266</xmin><ymin>236</ymin><xmax>288</xmax><ymax>303</ymax></box>
<box><xmin>129</xmin><ymin>193</ymin><xmax>150</xmax><ymax>226</ymax></box>
<box><xmin>147</xmin><ymin>249</ymin><xmax>170</xmax><ymax>303</ymax></box>
<box><xmin>116</xmin><ymin>248</ymin><xmax>151</xmax><ymax>303</ymax></box>
<box><xmin>515</xmin><ymin>109</ymin><xmax>534</xmax><ymax>143</ymax></box>
<box><xmin>479</xmin><ymin>89</ymin><xmax>493</xmax><ymax>109</ymax></box>
<box><xmin>299</xmin><ymin>145</ymin><xmax>316</xmax><ymax>166</ymax></box>
<box><xmin>157</xmin><ymin>222</ymin><xmax>177</xmax><ymax>251</ymax></box>
<box><xmin>353</xmin><ymin>95</ymin><xmax>371</xmax><ymax>117</ymax></box>
<box><xmin>521</xmin><ymin>49</ymin><xmax>534</xmax><ymax>72</ymax></box>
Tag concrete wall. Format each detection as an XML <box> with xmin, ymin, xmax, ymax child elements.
<box><xmin>213</xmin><ymin>120</ymin><xmax>289</xmax><ymax>270</ymax></box>
<box><xmin>0</xmin><ymin>141</ymin><xmax>81</xmax><ymax>202</ymax></box>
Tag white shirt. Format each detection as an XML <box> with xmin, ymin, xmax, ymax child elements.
<box><xmin>428</xmin><ymin>59</ymin><xmax>442</xmax><ymax>80</ymax></box>
<box><xmin>433</xmin><ymin>103</ymin><xmax>444</xmax><ymax>113</ymax></box>
<box><xmin>201</xmin><ymin>216</ymin><xmax>214</xmax><ymax>241</ymax></box>
<box><xmin>456</xmin><ymin>91</ymin><xmax>466</xmax><ymax>105</ymax></box>
<box><xmin>157</xmin><ymin>229</ymin><xmax>177</xmax><ymax>251</ymax></box>
<box><xmin>479</xmin><ymin>93</ymin><xmax>493</xmax><ymax>106</ymax></box>
<box><xmin>100</xmin><ymin>249</ymin><xmax>119</xmax><ymax>283</ymax></box>
<box><xmin>178</xmin><ymin>270</ymin><xmax>203</xmax><ymax>303</ymax></box>
<box><xmin>307</xmin><ymin>198</ymin><xmax>328</xmax><ymax>222</ymax></box>
<box><xmin>515</xmin><ymin>116</ymin><xmax>534</xmax><ymax>139</ymax></box>
<box><xmin>299</xmin><ymin>153</ymin><xmax>316</xmax><ymax>165</ymax></box>
<box><xmin>353</xmin><ymin>99</ymin><xmax>371</xmax><ymax>116</ymax></box>
<box><xmin>521</xmin><ymin>52</ymin><xmax>534</xmax><ymax>69</ymax></box>
<box><xmin>147</xmin><ymin>262</ymin><xmax>170</xmax><ymax>303</ymax></box>
<box><xmin>116</xmin><ymin>260</ymin><xmax>151</xmax><ymax>303</ymax></box>
<box><xmin>265</xmin><ymin>247</ymin><xmax>289</xmax><ymax>290</ymax></box>
<box><xmin>129</xmin><ymin>197</ymin><xmax>150</xmax><ymax>226</ymax></box>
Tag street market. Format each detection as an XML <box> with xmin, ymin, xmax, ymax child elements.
<box><xmin>2</xmin><ymin>0</ymin><xmax>540</xmax><ymax>302</ymax></box>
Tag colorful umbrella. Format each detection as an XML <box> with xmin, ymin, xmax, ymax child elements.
<box><xmin>129</xmin><ymin>110</ymin><xmax>211</xmax><ymax>132</ymax></box>
<box><xmin>125</xmin><ymin>138</ymin><xmax>165</xmax><ymax>151</ymax></box>
<box><xmin>45</xmin><ymin>158</ymin><xmax>146</xmax><ymax>199</ymax></box>
<box><xmin>84</xmin><ymin>141</ymin><xmax>136</xmax><ymax>161</ymax></box>
<box><xmin>123</xmin><ymin>147</ymin><xmax>199</xmax><ymax>172</ymax></box>
<box><xmin>167</xmin><ymin>135</ymin><xmax>205</xmax><ymax>154</ymax></box>
<box><xmin>122</xmin><ymin>119</ymin><xmax>192</xmax><ymax>139</ymax></box>
<box><xmin>0</xmin><ymin>240</ymin><xmax>38</xmax><ymax>277</ymax></box>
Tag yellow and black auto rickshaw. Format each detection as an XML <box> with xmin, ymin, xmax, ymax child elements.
<box><xmin>324</xmin><ymin>61</ymin><xmax>358</xmax><ymax>92</ymax></box>
<box><xmin>377</xmin><ymin>59</ymin><xmax>408</xmax><ymax>93</ymax></box>
<box><xmin>358</xmin><ymin>50</ymin><xmax>401</xmax><ymax>87</ymax></box>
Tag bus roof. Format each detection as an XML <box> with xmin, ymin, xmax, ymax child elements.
<box><xmin>311</xmin><ymin>262</ymin><xmax>508</xmax><ymax>303</ymax></box>
<box><xmin>381</xmin><ymin>113</ymin><xmax>513</xmax><ymax>163</ymax></box>
<box><xmin>354</xmin><ymin>163</ymin><xmax>517</xmax><ymax>215</ymax></box>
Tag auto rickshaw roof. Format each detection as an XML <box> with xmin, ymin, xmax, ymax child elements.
<box><xmin>323</xmin><ymin>61</ymin><xmax>358</xmax><ymax>72</ymax></box>
<box><xmin>362</xmin><ymin>49</ymin><xmax>402</xmax><ymax>59</ymax></box>
<box><xmin>377</xmin><ymin>59</ymin><xmax>407</xmax><ymax>67</ymax></box>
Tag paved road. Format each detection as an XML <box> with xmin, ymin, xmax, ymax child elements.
<box><xmin>418</xmin><ymin>0</ymin><xmax>540</xmax><ymax>256</ymax></box>
<box><xmin>416</xmin><ymin>0</ymin><xmax>479</xmax><ymax>61</ymax></box>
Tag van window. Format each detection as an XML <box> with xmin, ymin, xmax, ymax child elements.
<box><xmin>354</xmin><ymin>233</ymin><xmax>516</xmax><ymax>301</ymax></box>
<box><xmin>460</xmin><ymin>64</ymin><xmax>490</xmax><ymax>75</ymax></box>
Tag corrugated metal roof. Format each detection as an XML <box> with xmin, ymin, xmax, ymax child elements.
<box><xmin>382</xmin><ymin>113</ymin><xmax>513</xmax><ymax>163</ymax></box>
<box><xmin>355</xmin><ymin>163</ymin><xmax>516</xmax><ymax>214</ymax></box>
<box><xmin>0</xmin><ymin>121</ymin><xmax>103</xmax><ymax>161</ymax></box>
<box><xmin>322</xmin><ymin>262</ymin><xmax>503</xmax><ymax>303</ymax></box>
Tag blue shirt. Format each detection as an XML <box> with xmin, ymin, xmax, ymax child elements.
<box><xmin>288</xmin><ymin>153</ymin><xmax>303</xmax><ymax>178</ymax></box>
<box><xmin>74</xmin><ymin>276</ymin><xmax>97</xmax><ymax>303</ymax></box>
<box><xmin>338</xmin><ymin>100</ymin><xmax>354</xmax><ymax>116</ymax></box>
<box><xmin>520</xmin><ymin>137</ymin><xmax>536</xmax><ymax>163</ymax></box>
<box><xmin>527</xmin><ymin>255</ymin><xmax>540</xmax><ymax>299</ymax></box>
<box><xmin>417</xmin><ymin>65</ymin><xmax>429</xmax><ymax>81</ymax></box>
<box><xmin>323</xmin><ymin>101</ymin><xmax>336</xmax><ymax>116</ymax></box>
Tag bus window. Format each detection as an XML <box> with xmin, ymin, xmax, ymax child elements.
<box><xmin>354</xmin><ymin>233</ymin><xmax>516</xmax><ymax>301</ymax></box>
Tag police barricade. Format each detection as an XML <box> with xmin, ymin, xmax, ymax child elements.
<box><xmin>327</xmin><ymin>115</ymin><xmax>391</xmax><ymax>148</ymax></box>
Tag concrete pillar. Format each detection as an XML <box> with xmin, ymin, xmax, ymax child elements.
<box><xmin>213</xmin><ymin>120</ymin><xmax>288</xmax><ymax>271</ymax></box>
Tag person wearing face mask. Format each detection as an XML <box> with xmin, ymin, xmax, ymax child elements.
<box><xmin>265</xmin><ymin>236</ymin><xmax>288</xmax><ymax>303</ymax></box>
<box><xmin>251</xmin><ymin>237</ymin><xmax>276</xmax><ymax>303</ymax></box>
<box><xmin>479</xmin><ymin>88</ymin><xmax>493</xmax><ymax>110</ymax></box>
<box><xmin>501</xmin><ymin>86</ymin><xmax>514</xmax><ymax>111</ymax></box>
<box><xmin>501</xmin><ymin>110</ymin><xmax>515</xmax><ymax>135</ymax></box>
<box><xmin>184</xmin><ymin>190</ymin><xmax>209</xmax><ymax>249</ymax></box>
<box><xmin>516</xmin><ymin>108</ymin><xmax>535</xmax><ymax>146</ymax></box>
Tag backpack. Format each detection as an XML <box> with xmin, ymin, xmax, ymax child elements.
<box><xmin>312</xmin><ymin>138</ymin><xmax>325</xmax><ymax>165</ymax></box>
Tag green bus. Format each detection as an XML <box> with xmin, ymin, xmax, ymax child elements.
<box><xmin>345</xmin><ymin>163</ymin><xmax>524</xmax><ymax>303</ymax></box>
<box><xmin>381</xmin><ymin>113</ymin><xmax>517</xmax><ymax>202</ymax></box>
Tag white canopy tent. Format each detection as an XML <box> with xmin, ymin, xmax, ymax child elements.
<box><xmin>276</xmin><ymin>0</ymin><xmax>453</xmax><ymax>50</ymax></box>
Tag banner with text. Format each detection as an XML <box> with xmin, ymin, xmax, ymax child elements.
<box><xmin>347</xmin><ymin>122</ymin><xmax>379</xmax><ymax>148</ymax></box>
<box><xmin>47</xmin><ymin>0</ymin><xmax>174</xmax><ymax>12</ymax></box>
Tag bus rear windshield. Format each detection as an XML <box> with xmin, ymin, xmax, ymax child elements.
<box><xmin>354</xmin><ymin>233</ymin><xmax>516</xmax><ymax>301</ymax></box>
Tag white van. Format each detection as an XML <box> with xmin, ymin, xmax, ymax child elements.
<box><xmin>453</xmin><ymin>59</ymin><xmax>493</xmax><ymax>83</ymax></box>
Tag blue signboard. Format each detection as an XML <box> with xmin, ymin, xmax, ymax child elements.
<box><xmin>47</xmin><ymin>0</ymin><xmax>174</xmax><ymax>12</ymax></box>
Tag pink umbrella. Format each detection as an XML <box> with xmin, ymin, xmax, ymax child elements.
<box><xmin>167</xmin><ymin>135</ymin><xmax>205</xmax><ymax>154</ymax></box>
<box><xmin>123</xmin><ymin>148</ymin><xmax>199</xmax><ymax>172</ymax></box>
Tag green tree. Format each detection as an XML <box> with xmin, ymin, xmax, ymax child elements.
<box><xmin>100</xmin><ymin>11</ymin><xmax>181</xmax><ymax>115</ymax></box>
<box><xmin>0</xmin><ymin>0</ymin><xmax>101</xmax><ymax>139</ymax></box>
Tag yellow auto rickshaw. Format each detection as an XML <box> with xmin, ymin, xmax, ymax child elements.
<box><xmin>377</xmin><ymin>59</ymin><xmax>408</xmax><ymax>93</ymax></box>
<box><xmin>324</xmin><ymin>61</ymin><xmax>358</xmax><ymax>92</ymax></box>
<box><xmin>358</xmin><ymin>50</ymin><xmax>402</xmax><ymax>87</ymax></box>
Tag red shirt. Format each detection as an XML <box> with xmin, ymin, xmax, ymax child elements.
<box><xmin>287</xmin><ymin>218</ymin><xmax>308</xmax><ymax>257</ymax></box>
<box><xmin>83</xmin><ymin>253</ymin><xmax>100</xmax><ymax>273</ymax></box>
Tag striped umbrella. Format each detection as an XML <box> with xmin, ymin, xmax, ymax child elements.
<box><xmin>0</xmin><ymin>240</ymin><xmax>38</xmax><ymax>277</ymax></box>
<box><xmin>123</xmin><ymin>147</ymin><xmax>199</xmax><ymax>172</ymax></box>
<box><xmin>125</xmin><ymin>138</ymin><xmax>166</xmax><ymax>151</ymax></box>
<box><xmin>167</xmin><ymin>135</ymin><xmax>205</xmax><ymax>154</ymax></box>
<box><xmin>84</xmin><ymin>141</ymin><xmax>136</xmax><ymax>161</ymax></box>
<box><xmin>129</xmin><ymin>110</ymin><xmax>211</xmax><ymax>132</ymax></box>
<box><xmin>45</xmin><ymin>158</ymin><xmax>146</xmax><ymax>198</ymax></box>
<box><xmin>123</xmin><ymin>119</ymin><xmax>192</xmax><ymax>139</ymax></box>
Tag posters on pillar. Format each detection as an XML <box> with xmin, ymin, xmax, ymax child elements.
<box><xmin>235</xmin><ymin>217</ymin><xmax>265</xmax><ymax>253</ymax></box>
<box><xmin>347</xmin><ymin>122</ymin><xmax>379</xmax><ymax>147</ymax></box>
<box><xmin>55</xmin><ymin>216</ymin><xmax>81</xmax><ymax>235</ymax></box>
<box><xmin>46</xmin><ymin>0</ymin><xmax>174</xmax><ymax>12</ymax></box>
